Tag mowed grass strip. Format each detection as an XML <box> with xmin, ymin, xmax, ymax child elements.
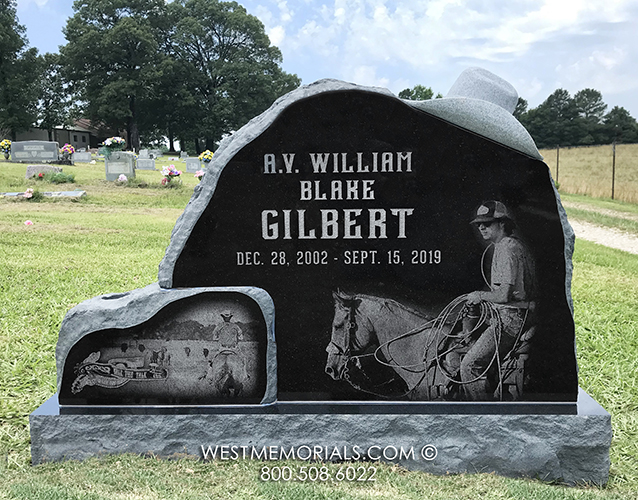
<box><xmin>0</xmin><ymin>196</ymin><xmax>182</xmax><ymax>472</ymax></box>
<box><xmin>564</xmin><ymin>207</ymin><xmax>638</xmax><ymax>235</ymax></box>
<box><xmin>561</xmin><ymin>193</ymin><xmax>638</xmax><ymax>218</ymax></box>
<box><xmin>0</xmin><ymin>158</ymin><xmax>199</xmax><ymax>209</ymax></box>
<box><xmin>2</xmin><ymin>455</ymin><xmax>633</xmax><ymax>500</ymax></box>
<box><xmin>571</xmin><ymin>240</ymin><xmax>638</xmax><ymax>489</ymax></box>
<box><xmin>560</xmin><ymin>193</ymin><xmax>638</xmax><ymax>236</ymax></box>
<box><xmin>1</xmin><ymin>160</ymin><xmax>638</xmax><ymax>498</ymax></box>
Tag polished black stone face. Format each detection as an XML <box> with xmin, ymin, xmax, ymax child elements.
<box><xmin>170</xmin><ymin>90</ymin><xmax>577</xmax><ymax>402</ymax></box>
<box><xmin>59</xmin><ymin>293</ymin><xmax>267</xmax><ymax>405</ymax></box>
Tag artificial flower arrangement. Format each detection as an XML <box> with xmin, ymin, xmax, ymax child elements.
<box><xmin>194</xmin><ymin>169</ymin><xmax>205</xmax><ymax>182</ymax></box>
<box><xmin>35</xmin><ymin>171</ymin><xmax>75</xmax><ymax>184</ymax></box>
<box><xmin>1</xmin><ymin>139</ymin><xmax>11</xmax><ymax>159</ymax></box>
<box><xmin>60</xmin><ymin>143</ymin><xmax>75</xmax><ymax>155</ymax></box>
<box><xmin>161</xmin><ymin>165</ymin><xmax>182</xmax><ymax>186</ymax></box>
<box><xmin>22</xmin><ymin>188</ymin><xmax>43</xmax><ymax>201</ymax></box>
<box><xmin>198</xmin><ymin>150</ymin><xmax>214</xmax><ymax>163</ymax></box>
<box><xmin>103</xmin><ymin>136</ymin><xmax>126</xmax><ymax>148</ymax></box>
<box><xmin>59</xmin><ymin>143</ymin><xmax>75</xmax><ymax>163</ymax></box>
<box><xmin>99</xmin><ymin>136</ymin><xmax>126</xmax><ymax>159</ymax></box>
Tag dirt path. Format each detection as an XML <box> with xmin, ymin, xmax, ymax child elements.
<box><xmin>559</xmin><ymin>199</ymin><xmax>638</xmax><ymax>254</ymax></box>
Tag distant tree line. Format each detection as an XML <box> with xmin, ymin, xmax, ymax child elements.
<box><xmin>0</xmin><ymin>0</ymin><xmax>300</xmax><ymax>153</ymax></box>
<box><xmin>515</xmin><ymin>90</ymin><xmax>638</xmax><ymax>148</ymax></box>
<box><xmin>398</xmin><ymin>84</ymin><xmax>443</xmax><ymax>101</ymax></box>
<box><xmin>399</xmin><ymin>84</ymin><xmax>638</xmax><ymax>149</ymax></box>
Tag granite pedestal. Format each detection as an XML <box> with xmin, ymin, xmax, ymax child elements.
<box><xmin>30</xmin><ymin>388</ymin><xmax>610</xmax><ymax>485</ymax></box>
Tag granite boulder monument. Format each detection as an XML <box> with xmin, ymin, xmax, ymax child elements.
<box><xmin>30</xmin><ymin>68</ymin><xmax>611</xmax><ymax>484</ymax></box>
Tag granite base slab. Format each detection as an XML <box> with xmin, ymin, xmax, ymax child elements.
<box><xmin>30</xmin><ymin>388</ymin><xmax>610</xmax><ymax>485</ymax></box>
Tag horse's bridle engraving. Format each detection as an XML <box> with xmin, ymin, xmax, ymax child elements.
<box><xmin>327</xmin><ymin>294</ymin><xmax>423</xmax><ymax>398</ymax></box>
<box><xmin>326</xmin><ymin>302</ymin><xmax>358</xmax><ymax>358</ymax></box>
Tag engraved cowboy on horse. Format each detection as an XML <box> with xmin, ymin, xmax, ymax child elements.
<box><xmin>325</xmin><ymin>201</ymin><xmax>537</xmax><ymax>401</ymax></box>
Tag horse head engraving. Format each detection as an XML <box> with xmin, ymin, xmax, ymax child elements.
<box><xmin>325</xmin><ymin>291</ymin><xmax>371</xmax><ymax>381</ymax></box>
<box><xmin>325</xmin><ymin>291</ymin><xmax>444</xmax><ymax>399</ymax></box>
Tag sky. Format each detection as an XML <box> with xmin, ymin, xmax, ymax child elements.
<box><xmin>15</xmin><ymin>0</ymin><xmax>638</xmax><ymax>118</ymax></box>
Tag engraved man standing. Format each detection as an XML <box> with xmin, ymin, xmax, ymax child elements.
<box><xmin>461</xmin><ymin>201</ymin><xmax>536</xmax><ymax>400</ymax></box>
<box><xmin>214</xmin><ymin>310</ymin><xmax>243</xmax><ymax>349</ymax></box>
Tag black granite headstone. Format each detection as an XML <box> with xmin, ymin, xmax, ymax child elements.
<box><xmin>31</xmin><ymin>72</ymin><xmax>611</xmax><ymax>484</ymax></box>
<box><xmin>159</xmin><ymin>86</ymin><xmax>577</xmax><ymax>403</ymax></box>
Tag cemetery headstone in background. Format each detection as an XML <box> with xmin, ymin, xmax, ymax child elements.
<box><xmin>104</xmin><ymin>151</ymin><xmax>136</xmax><ymax>181</ymax></box>
<box><xmin>30</xmin><ymin>68</ymin><xmax>611</xmax><ymax>484</ymax></box>
<box><xmin>185</xmin><ymin>158</ymin><xmax>201</xmax><ymax>173</ymax></box>
<box><xmin>11</xmin><ymin>140</ymin><xmax>59</xmax><ymax>163</ymax></box>
<box><xmin>150</xmin><ymin>149</ymin><xmax>162</xmax><ymax>159</ymax></box>
<box><xmin>138</xmin><ymin>149</ymin><xmax>150</xmax><ymax>159</ymax></box>
<box><xmin>136</xmin><ymin>158</ymin><xmax>156</xmax><ymax>170</ymax></box>
<box><xmin>180</xmin><ymin>151</ymin><xmax>188</xmax><ymax>159</ymax></box>
<box><xmin>73</xmin><ymin>152</ymin><xmax>92</xmax><ymax>162</ymax></box>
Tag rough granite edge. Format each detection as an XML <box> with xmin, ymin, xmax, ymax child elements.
<box><xmin>547</xmin><ymin>168</ymin><xmax>577</xmax><ymax>375</ymax></box>
<box><xmin>55</xmin><ymin>283</ymin><xmax>277</xmax><ymax>404</ymax></box>
<box><xmin>157</xmin><ymin>78</ymin><xmax>543</xmax><ymax>288</ymax></box>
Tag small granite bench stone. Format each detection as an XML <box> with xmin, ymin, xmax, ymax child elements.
<box><xmin>25</xmin><ymin>165</ymin><xmax>62</xmax><ymax>179</ymax></box>
<box><xmin>0</xmin><ymin>191</ymin><xmax>86</xmax><ymax>198</ymax></box>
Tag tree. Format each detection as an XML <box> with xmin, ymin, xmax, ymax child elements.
<box><xmin>524</xmin><ymin>89</ymin><xmax>586</xmax><ymax>148</ymax></box>
<box><xmin>37</xmin><ymin>53</ymin><xmax>75</xmax><ymax>141</ymax></box>
<box><xmin>0</xmin><ymin>0</ymin><xmax>40</xmax><ymax>139</ymax></box>
<box><xmin>398</xmin><ymin>84</ymin><xmax>442</xmax><ymax>100</ymax></box>
<box><xmin>573</xmin><ymin>89</ymin><xmax>606</xmax><ymax>144</ymax></box>
<box><xmin>574</xmin><ymin>88</ymin><xmax>606</xmax><ymax>122</ymax></box>
<box><xmin>137</xmin><ymin>54</ymin><xmax>199</xmax><ymax>151</ymax></box>
<box><xmin>513</xmin><ymin>97</ymin><xmax>528</xmax><ymax>121</ymax></box>
<box><xmin>601</xmin><ymin>106</ymin><xmax>638</xmax><ymax>144</ymax></box>
<box><xmin>167</xmin><ymin>0</ymin><xmax>300</xmax><ymax>150</ymax></box>
<box><xmin>60</xmin><ymin>0</ymin><xmax>168</xmax><ymax>151</ymax></box>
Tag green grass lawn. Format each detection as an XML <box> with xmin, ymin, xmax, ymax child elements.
<box><xmin>1</xmin><ymin>160</ymin><xmax>637</xmax><ymax>498</ymax></box>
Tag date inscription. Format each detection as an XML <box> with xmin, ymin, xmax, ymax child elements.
<box><xmin>236</xmin><ymin>249</ymin><xmax>441</xmax><ymax>267</ymax></box>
